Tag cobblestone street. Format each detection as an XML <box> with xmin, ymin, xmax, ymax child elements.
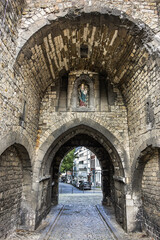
<box><xmin>7</xmin><ymin>192</ymin><xmax>116</xmax><ymax>240</ymax></box>
<box><xmin>44</xmin><ymin>190</ymin><xmax>117</xmax><ymax>240</ymax></box>
<box><xmin>47</xmin><ymin>204</ymin><xmax>115</xmax><ymax>240</ymax></box>
<box><xmin>5</xmin><ymin>186</ymin><xmax>152</xmax><ymax>240</ymax></box>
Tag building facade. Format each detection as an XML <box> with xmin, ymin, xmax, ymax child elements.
<box><xmin>73</xmin><ymin>147</ymin><xmax>102</xmax><ymax>187</ymax></box>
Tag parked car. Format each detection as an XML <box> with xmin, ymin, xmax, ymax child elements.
<box><xmin>77</xmin><ymin>180</ymin><xmax>83</xmax><ymax>188</ymax></box>
<box><xmin>75</xmin><ymin>180</ymin><xmax>82</xmax><ymax>188</ymax></box>
<box><xmin>67</xmin><ymin>179</ymin><xmax>71</xmax><ymax>183</ymax></box>
<box><xmin>79</xmin><ymin>181</ymin><xmax>91</xmax><ymax>190</ymax></box>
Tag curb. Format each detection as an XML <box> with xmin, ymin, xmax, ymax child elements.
<box><xmin>38</xmin><ymin>205</ymin><xmax>64</xmax><ymax>240</ymax></box>
<box><xmin>96</xmin><ymin>205</ymin><xmax>131</xmax><ymax>240</ymax></box>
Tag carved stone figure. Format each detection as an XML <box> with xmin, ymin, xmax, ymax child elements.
<box><xmin>78</xmin><ymin>83</ymin><xmax>89</xmax><ymax>107</ymax></box>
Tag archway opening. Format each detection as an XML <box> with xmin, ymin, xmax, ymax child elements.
<box><xmin>58</xmin><ymin>147</ymin><xmax>103</xmax><ymax>205</ymax></box>
<box><xmin>37</xmin><ymin>124</ymin><xmax>127</xmax><ymax>230</ymax></box>
<box><xmin>0</xmin><ymin>144</ymin><xmax>33</xmax><ymax>239</ymax></box>
<box><xmin>50</xmin><ymin>135</ymin><xmax>114</xmax><ymax>206</ymax></box>
<box><xmin>132</xmin><ymin>147</ymin><xmax>160</xmax><ymax>239</ymax></box>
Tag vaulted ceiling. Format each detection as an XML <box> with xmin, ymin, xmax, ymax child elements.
<box><xmin>15</xmin><ymin>12</ymin><xmax>152</xmax><ymax>95</ymax></box>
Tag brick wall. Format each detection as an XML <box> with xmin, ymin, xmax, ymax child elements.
<box><xmin>38</xmin><ymin>78</ymin><xmax>129</xmax><ymax>151</ymax></box>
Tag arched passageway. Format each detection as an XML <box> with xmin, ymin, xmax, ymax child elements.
<box><xmin>36</xmin><ymin>124</ymin><xmax>129</xmax><ymax>231</ymax></box>
<box><xmin>0</xmin><ymin>143</ymin><xmax>33</xmax><ymax>238</ymax></box>
<box><xmin>132</xmin><ymin>145</ymin><xmax>160</xmax><ymax>239</ymax></box>
<box><xmin>0</xmin><ymin>1</ymin><xmax>160</xmax><ymax>239</ymax></box>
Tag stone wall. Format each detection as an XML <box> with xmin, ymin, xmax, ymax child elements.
<box><xmin>0</xmin><ymin>146</ymin><xmax>23</xmax><ymax>238</ymax></box>
<box><xmin>0</xmin><ymin>0</ymin><xmax>25</xmax><ymax>40</ymax></box>
<box><xmin>120</xmin><ymin>42</ymin><xmax>160</xmax><ymax>237</ymax></box>
<box><xmin>120</xmin><ymin>50</ymin><xmax>160</xmax><ymax>162</ymax></box>
<box><xmin>0</xmin><ymin>0</ymin><xmax>42</xmax><ymax>147</ymax></box>
<box><xmin>18</xmin><ymin>0</ymin><xmax>159</xmax><ymax>44</ymax></box>
<box><xmin>0</xmin><ymin>143</ymin><xmax>33</xmax><ymax>238</ymax></box>
<box><xmin>141</xmin><ymin>149</ymin><xmax>160</xmax><ymax>240</ymax></box>
<box><xmin>38</xmin><ymin>74</ymin><xmax>129</xmax><ymax>152</ymax></box>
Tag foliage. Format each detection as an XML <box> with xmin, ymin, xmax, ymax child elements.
<box><xmin>60</xmin><ymin>149</ymin><xmax>76</xmax><ymax>173</ymax></box>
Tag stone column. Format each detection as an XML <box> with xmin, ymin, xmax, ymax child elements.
<box><xmin>51</xmin><ymin>178</ymin><xmax>59</xmax><ymax>205</ymax></box>
<box><xmin>101</xmin><ymin>170</ymin><xmax>112</xmax><ymax>206</ymax></box>
<box><xmin>51</xmin><ymin>166</ymin><xmax>59</xmax><ymax>205</ymax></box>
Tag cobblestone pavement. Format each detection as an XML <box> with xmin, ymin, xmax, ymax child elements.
<box><xmin>5</xmin><ymin>192</ymin><xmax>152</xmax><ymax>240</ymax></box>
<box><xmin>47</xmin><ymin>204</ymin><xmax>115</xmax><ymax>240</ymax></box>
<box><xmin>59</xmin><ymin>192</ymin><xmax>103</xmax><ymax>205</ymax></box>
<box><xmin>47</xmin><ymin>192</ymin><xmax>114</xmax><ymax>240</ymax></box>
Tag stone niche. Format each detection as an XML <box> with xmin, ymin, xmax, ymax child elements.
<box><xmin>68</xmin><ymin>71</ymin><xmax>100</xmax><ymax>112</ymax></box>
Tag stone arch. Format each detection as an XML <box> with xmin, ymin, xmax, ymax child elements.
<box><xmin>37</xmin><ymin>118</ymin><xmax>129</xmax><ymax>178</ymax></box>
<box><xmin>37</xmin><ymin>114</ymin><xmax>128</xmax><ymax>155</ymax></box>
<box><xmin>131</xmin><ymin>137</ymin><xmax>160</xmax><ymax>238</ymax></box>
<box><xmin>132</xmin><ymin>136</ymin><xmax>160</xmax><ymax>182</ymax></box>
<box><xmin>0</xmin><ymin>131</ymin><xmax>34</xmax><ymax>163</ymax></box>
<box><xmin>15</xmin><ymin>3</ymin><xmax>157</xmax><ymax>58</ymax></box>
<box><xmin>34</xmin><ymin>118</ymin><xmax>130</xmax><ymax>230</ymax></box>
<box><xmin>50</xmin><ymin>138</ymin><xmax>115</xmax><ymax>205</ymax></box>
<box><xmin>14</xmin><ymin>7</ymin><xmax>156</xmax><ymax>94</ymax></box>
<box><xmin>0</xmin><ymin>140</ymin><xmax>34</xmax><ymax>238</ymax></box>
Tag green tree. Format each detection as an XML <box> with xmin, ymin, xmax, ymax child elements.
<box><xmin>60</xmin><ymin>149</ymin><xmax>76</xmax><ymax>173</ymax></box>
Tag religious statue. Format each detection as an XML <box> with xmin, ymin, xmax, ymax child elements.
<box><xmin>78</xmin><ymin>83</ymin><xmax>89</xmax><ymax>107</ymax></box>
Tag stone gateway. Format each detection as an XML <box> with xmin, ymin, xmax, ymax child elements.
<box><xmin>0</xmin><ymin>0</ymin><xmax>160</xmax><ymax>239</ymax></box>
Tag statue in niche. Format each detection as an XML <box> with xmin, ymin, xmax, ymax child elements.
<box><xmin>78</xmin><ymin>83</ymin><xmax>89</xmax><ymax>107</ymax></box>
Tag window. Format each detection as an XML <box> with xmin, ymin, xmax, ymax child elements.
<box><xmin>80</xmin><ymin>44</ymin><xmax>88</xmax><ymax>58</ymax></box>
<box><xmin>79</xmin><ymin>161</ymin><xmax>84</xmax><ymax>164</ymax></box>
